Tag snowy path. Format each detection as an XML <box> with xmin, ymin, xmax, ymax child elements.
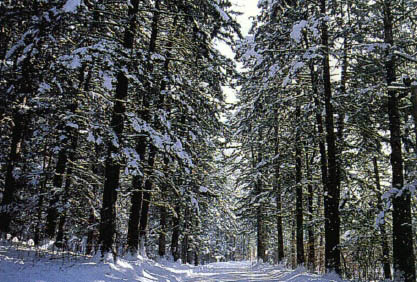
<box><xmin>0</xmin><ymin>244</ymin><xmax>340</xmax><ymax>281</ymax></box>
<box><xmin>179</xmin><ymin>261</ymin><xmax>333</xmax><ymax>281</ymax></box>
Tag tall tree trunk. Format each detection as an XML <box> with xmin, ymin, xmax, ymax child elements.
<box><xmin>34</xmin><ymin>147</ymin><xmax>52</xmax><ymax>245</ymax></box>
<box><xmin>257</xmin><ymin>200</ymin><xmax>267</xmax><ymax>262</ymax></box>
<box><xmin>295</xmin><ymin>105</ymin><xmax>305</xmax><ymax>266</ymax></box>
<box><xmin>99</xmin><ymin>0</ymin><xmax>140</xmax><ymax>256</ymax></box>
<box><xmin>373</xmin><ymin>157</ymin><xmax>391</xmax><ymax>280</ymax></box>
<box><xmin>309</xmin><ymin>65</ymin><xmax>328</xmax><ymax>199</ymax></box>
<box><xmin>0</xmin><ymin>110</ymin><xmax>24</xmax><ymax>234</ymax></box>
<box><xmin>99</xmin><ymin>73</ymin><xmax>127</xmax><ymax>256</ymax></box>
<box><xmin>181</xmin><ymin>207</ymin><xmax>189</xmax><ymax>263</ymax></box>
<box><xmin>310</xmin><ymin>59</ymin><xmax>327</xmax><ymax>275</ymax></box>
<box><xmin>252</xmin><ymin>136</ymin><xmax>266</xmax><ymax>262</ymax></box>
<box><xmin>138</xmin><ymin>146</ymin><xmax>156</xmax><ymax>252</ymax></box>
<box><xmin>127</xmin><ymin>174</ymin><xmax>143</xmax><ymax>254</ymax></box>
<box><xmin>256</xmin><ymin>172</ymin><xmax>267</xmax><ymax>262</ymax></box>
<box><xmin>158</xmin><ymin>158</ymin><xmax>170</xmax><ymax>258</ymax></box>
<box><xmin>127</xmin><ymin>0</ymin><xmax>160</xmax><ymax>254</ymax></box>
<box><xmin>410</xmin><ymin>85</ymin><xmax>417</xmax><ymax>153</ymax></box>
<box><xmin>319</xmin><ymin>228</ymin><xmax>325</xmax><ymax>273</ymax></box>
<box><xmin>55</xmin><ymin>126</ymin><xmax>78</xmax><ymax>248</ymax></box>
<box><xmin>187</xmin><ymin>239</ymin><xmax>193</xmax><ymax>264</ymax></box>
<box><xmin>171</xmin><ymin>204</ymin><xmax>181</xmax><ymax>261</ymax></box>
<box><xmin>86</xmin><ymin>141</ymin><xmax>102</xmax><ymax>255</ymax></box>
<box><xmin>194</xmin><ymin>249</ymin><xmax>199</xmax><ymax>266</ymax></box>
<box><xmin>155</xmin><ymin>12</ymin><xmax>177</xmax><ymax>257</ymax></box>
<box><xmin>320</xmin><ymin>0</ymin><xmax>341</xmax><ymax>274</ymax></box>
<box><xmin>137</xmin><ymin>1</ymin><xmax>160</xmax><ymax>250</ymax></box>
<box><xmin>86</xmin><ymin>208</ymin><xmax>97</xmax><ymax>255</ymax></box>
<box><xmin>291</xmin><ymin>217</ymin><xmax>296</xmax><ymax>269</ymax></box>
<box><xmin>274</xmin><ymin>111</ymin><xmax>285</xmax><ymax>263</ymax></box>
<box><xmin>336</xmin><ymin>32</ymin><xmax>348</xmax><ymax>190</ymax></box>
<box><xmin>383</xmin><ymin>2</ymin><xmax>416</xmax><ymax>280</ymax></box>
<box><xmin>45</xmin><ymin>144</ymin><xmax>67</xmax><ymax>238</ymax></box>
<box><xmin>46</xmin><ymin>66</ymin><xmax>86</xmax><ymax>240</ymax></box>
<box><xmin>158</xmin><ymin>203</ymin><xmax>167</xmax><ymax>257</ymax></box>
<box><xmin>276</xmin><ymin>183</ymin><xmax>285</xmax><ymax>263</ymax></box>
<box><xmin>306</xmin><ymin>149</ymin><xmax>315</xmax><ymax>272</ymax></box>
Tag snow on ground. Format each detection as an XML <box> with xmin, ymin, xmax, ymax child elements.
<box><xmin>183</xmin><ymin>262</ymin><xmax>343</xmax><ymax>281</ymax></box>
<box><xmin>0</xmin><ymin>242</ymin><xmax>343</xmax><ymax>281</ymax></box>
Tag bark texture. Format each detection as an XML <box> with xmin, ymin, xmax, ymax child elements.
<box><xmin>383</xmin><ymin>2</ymin><xmax>415</xmax><ymax>280</ymax></box>
<box><xmin>99</xmin><ymin>0</ymin><xmax>140</xmax><ymax>256</ymax></box>
<box><xmin>295</xmin><ymin>105</ymin><xmax>305</xmax><ymax>266</ymax></box>
<box><xmin>320</xmin><ymin>0</ymin><xmax>340</xmax><ymax>273</ymax></box>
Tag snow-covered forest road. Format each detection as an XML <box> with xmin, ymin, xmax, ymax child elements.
<box><xmin>0</xmin><ymin>244</ymin><xmax>341</xmax><ymax>282</ymax></box>
<box><xmin>181</xmin><ymin>261</ymin><xmax>336</xmax><ymax>281</ymax></box>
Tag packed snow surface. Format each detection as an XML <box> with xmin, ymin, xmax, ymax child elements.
<box><xmin>0</xmin><ymin>243</ymin><xmax>342</xmax><ymax>281</ymax></box>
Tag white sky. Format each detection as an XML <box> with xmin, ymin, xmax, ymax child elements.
<box><xmin>233</xmin><ymin>0</ymin><xmax>259</xmax><ymax>36</ymax></box>
<box><xmin>219</xmin><ymin>0</ymin><xmax>259</xmax><ymax>103</ymax></box>
<box><xmin>218</xmin><ymin>0</ymin><xmax>259</xmax><ymax>59</ymax></box>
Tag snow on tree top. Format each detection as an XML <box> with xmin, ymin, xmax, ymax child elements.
<box><xmin>290</xmin><ymin>20</ymin><xmax>308</xmax><ymax>43</ymax></box>
<box><xmin>213</xmin><ymin>4</ymin><xmax>230</xmax><ymax>22</ymax></box>
<box><xmin>199</xmin><ymin>186</ymin><xmax>209</xmax><ymax>193</ymax></box>
<box><xmin>63</xmin><ymin>0</ymin><xmax>81</xmax><ymax>13</ymax></box>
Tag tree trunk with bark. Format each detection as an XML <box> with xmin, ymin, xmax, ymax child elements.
<box><xmin>320</xmin><ymin>0</ymin><xmax>341</xmax><ymax>274</ymax></box>
<box><xmin>46</xmin><ymin>65</ymin><xmax>86</xmax><ymax>241</ymax></box>
<box><xmin>99</xmin><ymin>0</ymin><xmax>140</xmax><ymax>256</ymax></box>
<box><xmin>171</xmin><ymin>205</ymin><xmax>181</xmax><ymax>261</ymax></box>
<box><xmin>306</xmin><ymin>148</ymin><xmax>315</xmax><ymax>272</ymax></box>
<box><xmin>34</xmin><ymin>147</ymin><xmax>52</xmax><ymax>245</ymax></box>
<box><xmin>127</xmin><ymin>0</ymin><xmax>160</xmax><ymax>255</ymax></box>
<box><xmin>253</xmin><ymin>134</ymin><xmax>267</xmax><ymax>262</ymax></box>
<box><xmin>55</xmin><ymin>127</ymin><xmax>78</xmax><ymax>248</ymax></box>
<box><xmin>45</xmin><ymin>142</ymin><xmax>67</xmax><ymax>238</ymax></box>
<box><xmin>295</xmin><ymin>105</ymin><xmax>305</xmax><ymax>266</ymax></box>
<box><xmin>383</xmin><ymin>2</ymin><xmax>416</xmax><ymax>280</ymax></box>
<box><xmin>138</xmin><ymin>146</ymin><xmax>156</xmax><ymax>252</ymax></box>
<box><xmin>373</xmin><ymin>157</ymin><xmax>391</xmax><ymax>280</ymax></box>
<box><xmin>310</xmin><ymin>60</ymin><xmax>327</xmax><ymax>274</ymax></box>
<box><xmin>0</xmin><ymin>109</ymin><xmax>24</xmax><ymax>234</ymax></box>
<box><xmin>274</xmin><ymin>111</ymin><xmax>285</xmax><ymax>263</ymax></box>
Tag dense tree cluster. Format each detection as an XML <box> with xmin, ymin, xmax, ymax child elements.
<box><xmin>0</xmin><ymin>0</ymin><xmax>241</xmax><ymax>264</ymax></box>
<box><xmin>233</xmin><ymin>0</ymin><xmax>417</xmax><ymax>281</ymax></box>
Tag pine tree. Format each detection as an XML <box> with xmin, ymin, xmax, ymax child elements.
<box><xmin>383</xmin><ymin>1</ymin><xmax>415</xmax><ymax>280</ymax></box>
